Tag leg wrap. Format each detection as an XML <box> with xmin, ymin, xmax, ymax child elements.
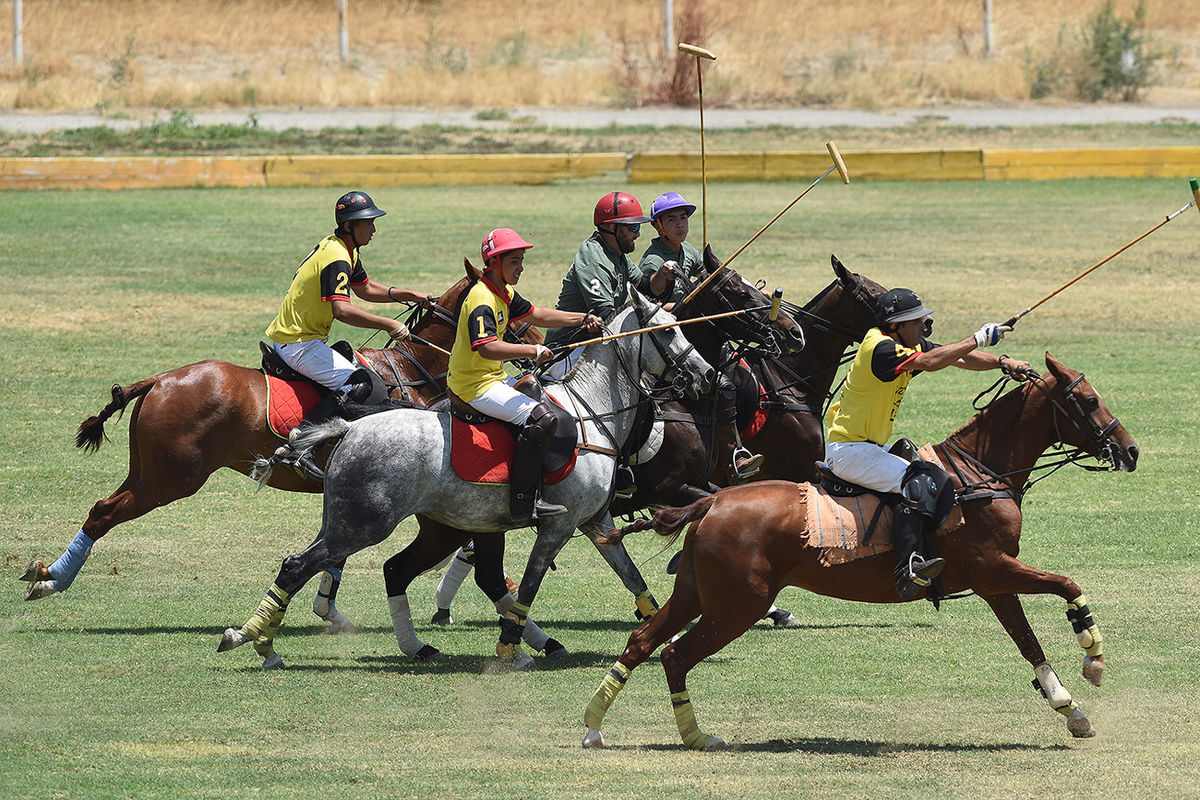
<box><xmin>671</xmin><ymin>691</ymin><xmax>718</xmax><ymax>750</ymax></box>
<box><xmin>635</xmin><ymin>590</ymin><xmax>659</xmax><ymax>621</ymax></box>
<box><xmin>498</xmin><ymin>600</ymin><xmax>529</xmax><ymax>646</ymax></box>
<box><xmin>584</xmin><ymin>661</ymin><xmax>631</xmax><ymax>730</ymax></box>
<box><xmin>1067</xmin><ymin>594</ymin><xmax>1103</xmax><ymax>658</ymax></box>
<box><xmin>387</xmin><ymin>594</ymin><xmax>427</xmax><ymax>658</ymax></box>
<box><xmin>494</xmin><ymin>593</ymin><xmax>548</xmax><ymax>651</ymax></box>
<box><xmin>240</xmin><ymin>583</ymin><xmax>291</xmax><ymax>641</ymax></box>
<box><xmin>435</xmin><ymin>551</ymin><xmax>475</xmax><ymax>610</ymax></box>
<box><xmin>1033</xmin><ymin>662</ymin><xmax>1079</xmax><ymax>718</ymax></box>
<box><xmin>313</xmin><ymin>569</ymin><xmax>342</xmax><ymax>618</ymax></box>
<box><xmin>46</xmin><ymin>530</ymin><xmax>95</xmax><ymax>592</ymax></box>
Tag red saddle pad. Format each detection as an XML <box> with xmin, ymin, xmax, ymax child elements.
<box><xmin>450</xmin><ymin>416</ymin><xmax>577</xmax><ymax>486</ymax></box>
<box><xmin>265</xmin><ymin>373</ymin><xmax>322</xmax><ymax>439</ymax></box>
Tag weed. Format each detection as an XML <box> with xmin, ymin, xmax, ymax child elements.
<box><xmin>490</xmin><ymin>32</ymin><xmax>529</xmax><ymax>68</ymax></box>
<box><xmin>109</xmin><ymin>32</ymin><xmax>138</xmax><ymax>87</ymax></box>
<box><xmin>1074</xmin><ymin>0</ymin><xmax>1159</xmax><ymax>102</ymax></box>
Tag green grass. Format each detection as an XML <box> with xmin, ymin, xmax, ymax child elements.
<box><xmin>3</xmin><ymin>119</ymin><xmax>1200</xmax><ymax>157</ymax></box>
<box><xmin>1</xmin><ymin>179</ymin><xmax>1198</xmax><ymax>799</ymax></box>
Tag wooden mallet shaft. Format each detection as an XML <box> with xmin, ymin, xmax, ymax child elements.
<box><xmin>564</xmin><ymin>306</ymin><xmax>758</xmax><ymax>351</ymax></box>
<box><xmin>678</xmin><ymin>42</ymin><xmax>717</xmax><ymax>252</ymax></box>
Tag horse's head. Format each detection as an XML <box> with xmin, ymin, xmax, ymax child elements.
<box><xmin>1042</xmin><ymin>353</ymin><xmax>1139</xmax><ymax>472</ymax></box>
<box><xmin>675</xmin><ymin>246</ymin><xmax>805</xmax><ymax>356</ymax></box>
<box><xmin>629</xmin><ymin>287</ymin><xmax>715</xmax><ymax>400</ymax></box>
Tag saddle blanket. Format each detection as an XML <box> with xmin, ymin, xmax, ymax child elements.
<box><xmin>803</xmin><ymin>445</ymin><xmax>964</xmax><ymax>567</ymax></box>
<box><xmin>265</xmin><ymin>374</ymin><xmax>322</xmax><ymax>439</ymax></box>
<box><xmin>450</xmin><ymin>406</ymin><xmax>577</xmax><ymax>487</ymax></box>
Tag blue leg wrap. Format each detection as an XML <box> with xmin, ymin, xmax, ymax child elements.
<box><xmin>47</xmin><ymin>530</ymin><xmax>95</xmax><ymax>591</ymax></box>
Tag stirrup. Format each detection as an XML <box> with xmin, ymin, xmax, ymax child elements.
<box><xmin>614</xmin><ymin>465</ymin><xmax>636</xmax><ymax>499</ymax></box>
<box><xmin>274</xmin><ymin>443</ymin><xmax>325</xmax><ymax>482</ymax></box>
<box><xmin>731</xmin><ymin>446</ymin><xmax>763</xmax><ymax>481</ymax></box>
<box><xmin>906</xmin><ymin>552</ymin><xmax>945</xmax><ymax>587</ymax></box>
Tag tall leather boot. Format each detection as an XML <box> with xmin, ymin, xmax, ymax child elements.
<box><xmin>891</xmin><ymin>498</ymin><xmax>944</xmax><ymax>601</ymax></box>
<box><xmin>510</xmin><ymin>402</ymin><xmax>567</xmax><ymax>522</ymax></box>
<box><xmin>716</xmin><ymin>372</ymin><xmax>763</xmax><ymax>480</ymax></box>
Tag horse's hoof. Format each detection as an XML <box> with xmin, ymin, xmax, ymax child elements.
<box><xmin>1067</xmin><ymin>709</ymin><xmax>1096</xmax><ymax>738</ymax></box>
<box><xmin>544</xmin><ymin>638</ymin><xmax>570</xmax><ymax>658</ymax></box>
<box><xmin>23</xmin><ymin>580</ymin><xmax>58</xmax><ymax>601</ymax></box>
<box><xmin>582</xmin><ymin>728</ymin><xmax>605</xmax><ymax>748</ymax></box>
<box><xmin>767</xmin><ymin>608</ymin><xmax>802</xmax><ymax>628</ymax></box>
<box><xmin>217</xmin><ymin>628</ymin><xmax>251</xmax><ymax>653</ymax></box>
<box><xmin>323</xmin><ymin>611</ymin><xmax>357</xmax><ymax>634</ymax></box>
<box><xmin>261</xmin><ymin>652</ymin><xmax>285</xmax><ymax>670</ymax></box>
<box><xmin>702</xmin><ymin>736</ymin><xmax>729</xmax><ymax>751</ymax></box>
<box><xmin>18</xmin><ymin>560</ymin><xmax>44</xmax><ymax>582</ymax></box>
<box><xmin>413</xmin><ymin>644</ymin><xmax>445</xmax><ymax>662</ymax></box>
<box><xmin>1082</xmin><ymin>655</ymin><xmax>1104</xmax><ymax>687</ymax></box>
<box><xmin>430</xmin><ymin>608</ymin><xmax>453</xmax><ymax>626</ymax></box>
<box><xmin>512</xmin><ymin>652</ymin><xmax>537</xmax><ymax>671</ymax></box>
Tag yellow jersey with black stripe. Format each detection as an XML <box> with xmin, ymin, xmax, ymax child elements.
<box><xmin>265</xmin><ymin>233</ymin><xmax>368</xmax><ymax>344</ymax></box>
<box><xmin>827</xmin><ymin>327</ymin><xmax>936</xmax><ymax>445</ymax></box>
<box><xmin>447</xmin><ymin>275</ymin><xmax>534</xmax><ymax>402</ymax></box>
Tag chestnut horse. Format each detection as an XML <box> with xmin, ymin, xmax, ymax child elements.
<box><xmin>585</xmin><ymin>354</ymin><xmax>1139</xmax><ymax>749</ymax></box>
<box><xmin>19</xmin><ymin>262</ymin><xmax>535</xmax><ymax>620</ymax></box>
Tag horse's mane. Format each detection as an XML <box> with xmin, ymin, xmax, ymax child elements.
<box><xmin>940</xmin><ymin>373</ymin><xmax>1046</xmax><ymax>459</ymax></box>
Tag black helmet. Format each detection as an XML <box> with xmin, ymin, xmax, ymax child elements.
<box><xmin>335</xmin><ymin>191</ymin><xmax>387</xmax><ymax>226</ymax></box>
<box><xmin>876</xmin><ymin>288</ymin><xmax>935</xmax><ymax>326</ymax></box>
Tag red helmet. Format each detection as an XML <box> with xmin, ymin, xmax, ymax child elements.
<box><xmin>593</xmin><ymin>191</ymin><xmax>651</xmax><ymax>227</ymax></box>
<box><xmin>481</xmin><ymin>228</ymin><xmax>534</xmax><ymax>268</ymax></box>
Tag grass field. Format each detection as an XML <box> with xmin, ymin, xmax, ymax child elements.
<box><xmin>1</xmin><ymin>178</ymin><xmax>1198</xmax><ymax>798</ymax></box>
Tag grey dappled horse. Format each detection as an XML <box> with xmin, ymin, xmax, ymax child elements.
<box><xmin>219</xmin><ymin>289</ymin><xmax>715</xmax><ymax>668</ymax></box>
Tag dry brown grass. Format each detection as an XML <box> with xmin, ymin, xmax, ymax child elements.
<box><xmin>0</xmin><ymin>0</ymin><xmax>1197</xmax><ymax>111</ymax></box>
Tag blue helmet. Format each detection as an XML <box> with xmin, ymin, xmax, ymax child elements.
<box><xmin>650</xmin><ymin>192</ymin><xmax>697</xmax><ymax>221</ymax></box>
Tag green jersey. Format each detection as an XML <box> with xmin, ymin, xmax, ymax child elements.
<box><xmin>546</xmin><ymin>232</ymin><xmax>634</xmax><ymax>346</ymax></box>
<box><xmin>636</xmin><ymin>237</ymin><xmax>704</xmax><ymax>305</ymax></box>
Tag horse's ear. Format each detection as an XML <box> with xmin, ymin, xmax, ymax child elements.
<box><xmin>1044</xmin><ymin>352</ymin><xmax>1074</xmax><ymax>384</ymax></box>
<box><xmin>703</xmin><ymin>244</ymin><xmax>723</xmax><ymax>274</ymax></box>
<box><xmin>464</xmin><ymin>258</ymin><xmax>482</xmax><ymax>280</ymax></box>
<box><xmin>831</xmin><ymin>254</ymin><xmax>854</xmax><ymax>285</ymax></box>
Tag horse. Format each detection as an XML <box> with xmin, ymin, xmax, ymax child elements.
<box><xmin>583</xmin><ymin>354</ymin><xmax>1139</xmax><ymax>748</ymax></box>
<box><xmin>18</xmin><ymin>262</ymin><xmax>538</xmax><ymax>630</ymax></box>
<box><xmin>218</xmin><ymin>288</ymin><xmax>716</xmax><ymax>669</ymax></box>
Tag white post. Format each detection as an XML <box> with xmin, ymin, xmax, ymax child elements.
<box><xmin>982</xmin><ymin>0</ymin><xmax>993</xmax><ymax>58</ymax></box>
<box><xmin>337</xmin><ymin>0</ymin><xmax>349</xmax><ymax>63</ymax></box>
<box><xmin>13</xmin><ymin>0</ymin><xmax>23</xmax><ymax>64</ymax></box>
<box><xmin>662</xmin><ymin>0</ymin><xmax>674</xmax><ymax>60</ymax></box>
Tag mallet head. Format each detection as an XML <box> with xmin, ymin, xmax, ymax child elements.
<box><xmin>769</xmin><ymin>288</ymin><xmax>783</xmax><ymax>322</ymax></box>
<box><xmin>1191</xmin><ymin>177</ymin><xmax>1199</xmax><ymax>215</ymax></box>
<box><xmin>826</xmin><ymin>141</ymin><xmax>850</xmax><ymax>185</ymax></box>
<box><xmin>678</xmin><ymin>42</ymin><xmax>717</xmax><ymax>60</ymax></box>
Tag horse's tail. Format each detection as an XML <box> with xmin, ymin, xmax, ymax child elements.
<box><xmin>75</xmin><ymin>378</ymin><xmax>157</xmax><ymax>452</ymax></box>
<box><xmin>249</xmin><ymin>418</ymin><xmax>352</xmax><ymax>488</ymax></box>
<box><xmin>600</xmin><ymin>495</ymin><xmax>719</xmax><ymax>550</ymax></box>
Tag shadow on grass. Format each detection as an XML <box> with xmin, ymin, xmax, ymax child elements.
<box><xmin>597</xmin><ymin>737</ymin><xmax>1070</xmax><ymax>754</ymax></box>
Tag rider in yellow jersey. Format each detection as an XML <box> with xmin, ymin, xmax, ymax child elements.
<box><xmin>448</xmin><ymin>228</ymin><xmax>603</xmax><ymax>522</ymax></box>
<box><xmin>825</xmin><ymin>287</ymin><xmax>1029</xmax><ymax>600</ymax></box>
<box><xmin>266</xmin><ymin>190</ymin><xmax>433</xmax><ymax>480</ymax></box>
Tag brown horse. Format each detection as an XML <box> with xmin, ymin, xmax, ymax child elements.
<box><xmin>19</xmin><ymin>262</ymin><xmax>532</xmax><ymax>614</ymax></box>
<box><xmin>584</xmin><ymin>354</ymin><xmax>1139</xmax><ymax>748</ymax></box>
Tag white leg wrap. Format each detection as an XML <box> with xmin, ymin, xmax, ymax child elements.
<box><xmin>1034</xmin><ymin>662</ymin><xmax>1078</xmax><ymax>717</ymax></box>
<box><xmin>493</xmin><ymin>592</ymin><xmax>515</xmax><ymax>615</ymax></box>
<box><xmin>387</xmin><ymin>594</ymin><xmax>427</xmax><ymax>658</ymax></box>
<box><xmin>435</xmin><ymin>552</ymin><xmax>474</xmax><ymax>609</ymax></box>
<box><xmin>313</xmin><ymin>572</ymin><xmax>335</xmax><ymax>618</ymax></box>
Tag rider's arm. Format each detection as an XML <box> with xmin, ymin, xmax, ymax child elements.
<box><xmin>331</xmin><ymin>299</ymin><xmax>407</xmax><ymax>337</ymax></box>
<box><xmin>352</xmin><ymin>279</ymin><xmax>434</xmax><ymax>307</ymax></box>
<box><xmin>524</xmin><ymin>306</ymin><xmax>603</xmax><ymax>331</ymax></box>
<box><xmin>953</xmin><ymin>351</ymin><xmax>1032</xmax><ymax>374</ymax></box>
<box><xmin>901</xmin><ymin>335</ymin><xmax>980</xmax><ymax>373</ymax></box>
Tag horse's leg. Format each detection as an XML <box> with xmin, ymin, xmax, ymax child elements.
<box><xmin>583</xmin><ymin>562</ymin><xmax>704</xmax><ymax>748</ymax></box>
<box><xmin>579</xmin><ymin>513</ymin><xmax>659</xmax><ymax>622</ymax></box>
<box><xmin>469</xmin><ymin>535</ymin><xmax>566</xmax><ymax>658</ymax></box>
<box><xmin>431</xmin><ymin>545</ymin><xmax>476</xmax><ymax>624</ymax></box>
<box><xmin>495</xmin><ymin>520</ymin><xmax>577</xmax><ymax>667</ymax></box>
<box><xmin>972</xmin><ymin>553</ymin><xmax>1106</xmax><ymax>687</ymax></box>
<box><xmin>311</xmin><ymin>558</ymin><xmax>356</xmax><ymax>633</ymax></box>
<box><xmin>381</xmin><ymin>519</ymin><xmax>471</xmax><ymax>662</ymax></box>
<box><xmin>983</xmin><ymin>593</ymin><xmax>1096</xmax><ymax>739</ymax></box>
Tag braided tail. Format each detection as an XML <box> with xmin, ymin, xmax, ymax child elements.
<box><xmin>650</xmin><ymin>495</ymin><xmax>717</xmax><ymax>539</ymax></box>
<box><xmin>75</xmin><ymin>379</ymin><xmax>157</xmax><ymax>452</ymax></box>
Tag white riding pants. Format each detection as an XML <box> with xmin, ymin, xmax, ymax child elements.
<box><xmin>272</xmin><ymin>339</ymin><xmax>357</xmax><ymax>392</ymax></box>
<box><xmin>467</xmin><ymin>381</ymin><xmax>541</xmax><ymax>426</ymax></box>
<box><xmin>824</xmin><ymin>440</ymin><xmax>910</xmax><ymax>494</ymax></box>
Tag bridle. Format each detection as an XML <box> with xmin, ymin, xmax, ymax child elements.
<box><xmin>672</xmin><ymin>267</ymin><xmax>783</xmax><ymax>358</ymax></box>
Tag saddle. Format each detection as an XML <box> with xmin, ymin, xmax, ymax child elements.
<box><xmin>440</xmin><ymin>376</ymin><xmax>579</xmax><ymax>486</ymax></box>
<box><xmin>260</xmin><ymin>339</ymin><xmax>358</xmax><ymax>385</ymax></box>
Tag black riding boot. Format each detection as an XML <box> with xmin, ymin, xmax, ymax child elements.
<box><xmin>510</xmin><ymin>402</ymin><xmax>567</xmax><ymax>522</ymax></box>
<box><xmin>716</xmin><ymin>372</ymin><xmax>763</xmax><ymax>481</ymax></box>
<box><xmin>891</xmin><ymin>498</ymin><xmax>944</xmax><ymax>601</ymax></box>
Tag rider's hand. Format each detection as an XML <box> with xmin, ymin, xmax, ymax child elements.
<box><xmin>580</xmin><ymin>313</ymin><xmax>604</xmax><ymax>333</ymax></box>
<box><xmin>1000</xmin><ymin>355</ymin><xmax>1033</xmax><ymax>380</ymax></box>
<box><xmin>533</xmin><ymin>344</ymin><xmax>554</xmax><ymax>364</ymax></box>
<box><xmin>419</xmin><ymin>293</ymin><xmax>436</xmax><ymax>309</ymax></box>
<box><xmin>657</xmin><ymin>260</ymin><xmax>678</xmax><ymax>278</ymax></box>
<box><xmin>973</xmin><ymin>322</ymin><xmax>1011</xmax><ymax>348</ymax></box>
<box><xmin>389</xmin><ymin>323</ymin><xmax>410</xmax><ymax>342</ymax></box>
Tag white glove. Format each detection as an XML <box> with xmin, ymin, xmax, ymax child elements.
<box><xmin>533</xmin><ymin>344</ymin><xmax>552</xmax><ymax>363</ymax></box>
<box><xmin>973</xmin><ymin>323</ymin><xmax>1011</xmax><ymax>348</ymax></box>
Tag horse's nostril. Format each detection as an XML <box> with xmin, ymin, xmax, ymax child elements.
<box><xmin>703</xmin><ymin>367</ymin><xmax>716</xmax><ymax>388</ymax></box>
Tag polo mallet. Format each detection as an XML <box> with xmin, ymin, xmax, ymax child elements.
<box><xmin>680</xmin><ymin>141</ymin><xmax>849</xmax><ymax>305</ymax></box>
<box><xmin>561</xmin><ymin>306</ymin><xmax>765</xmax><ymax>352</ymax></box>
<box><xmin>678</xmin><ymin>42</ymin><xmax>717</xmax><ymax>252</ymax></box>
<box><xmin>1003</xmin><ymin>178</ymin><xmax>1200</xmax><ymax>328</ymax></box>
